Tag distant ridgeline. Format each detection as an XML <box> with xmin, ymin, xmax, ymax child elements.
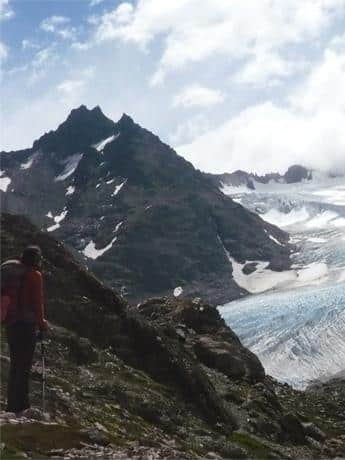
<box><xmin>204</xmin><ymin>165</ymin><xmax>314</xmax><ymax>191</ymax></box>
<box><xmin>0</xmin><ymin>105</ymin><xmax>291</xmax><ymax>304</ymax></box>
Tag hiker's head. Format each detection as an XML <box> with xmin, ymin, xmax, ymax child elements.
<box><xmin>21</xmin><ymin>245</ymin><xmax>42</xmax><ymax>269</ymax></box>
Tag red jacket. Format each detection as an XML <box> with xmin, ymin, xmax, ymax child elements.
<box><xmin>6</xmin><ymin>268</ymin><xmax>45</xmax><ymax>328</ymax></box>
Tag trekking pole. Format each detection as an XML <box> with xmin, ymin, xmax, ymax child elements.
<box><xmin>42</xmin><ymin>338</ymin><xmax>46</xmax><ymax>412</ymax></box>
<box><xmin>37</xmin><ymin>331</ymin><xmax>46</xmax><ymax>412</ymax></box>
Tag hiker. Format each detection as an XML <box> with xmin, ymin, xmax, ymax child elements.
<box><xmin>1</xmin><ymin>245</ymin><xmax>48</xmax><ymax>414</ymax></box>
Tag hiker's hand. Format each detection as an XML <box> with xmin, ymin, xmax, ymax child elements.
<box><xmin>40</xmin><ymin>320</ymin><xmax>50</xmax><ymax>332</ymax></box>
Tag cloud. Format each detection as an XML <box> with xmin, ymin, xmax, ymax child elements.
<box><xmin>92</xmin><ymin>0</ymin><xmax>345</xmax><ymax>85</ymax></box>
<box><xmin>178</xmin><ymin>49</ymin><xmax>345</xmax><ymax>175</ymax></box>
<box><xmin>57</xmin><ymin>79</ymin><xmax>85</xmax><ymax>94</ymax></box>
<box><xmin>329</xmin><ymin>33</ymin><xmax>345</xmax><ymax>50</ymax></box>
<box><xmin>93</xmin><ymin>3</ymin><xmax>134</xmax><ymax>42</ymax></box>
<box><xmin>28</xmin><ymin>46</ymin><xmax>58</xmax><ymax>84</ymax></box>
<box><xmin>89</xmin><ymin>0</ymin><xmax>105</xmax><ymax>7</ymax></box>
<box><xmin>40</xmin><ymin>15</ymin><xmax>77</xmax><ymax>40</ymax></box>
<box><xmin>0</xmin><ymin>0</ymin><xmax>13</xmax><ymax>21</ymax></box>
<box><xmin>289</xmin><ymin>49</ymin><xmax>345</xmax><ymax>112</ymax></box>
<box><xmin>56</xmin><ymin>68</ymin><xmax>95</xmax><ymax>99</ymax></box>
<box><xmin>22</xmin><ymin>39</ymin><xmax>40</xmax><ymax>50</ymax></box>
<box><xmin>173</xmin><ymin>84</ymin><xmax>225</xmax><ymax>108</ymax></box>
<box><xmin>233</xmin><ymin>51</ymin><xmax>308</xmax><ymax>87</ymax></box>
<box><xmin>0</xmin><ymin>41</ymin><xmax>8</xmax><ymax>62</ymax></box>
<box><xmin>170</xmin><ymin>114</ymin><xmax>210</xmax><ymax>145</ymax></box>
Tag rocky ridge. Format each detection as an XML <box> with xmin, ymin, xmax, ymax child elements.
<box><xmin>205</xmin><ymin>165</ymin><xmax>313</xmax><ymax>191</ymax></box>
<box><xmin>1</xmin><ymin>213</ymin><xmax>344</xmax><ymax>459</ymax></box>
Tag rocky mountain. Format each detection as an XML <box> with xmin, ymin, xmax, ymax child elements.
<box><xmin>0</xmin><ymin>105</ymin><xmax>291</xmax><ymax>304</ymax></box>
<box><xmin>1</xmin><ymin>212</ymin><xmax>345</xmax><ymax>459</ymax></box>
<box><xmin>205</xmin><ymin>165</ymin><xmax>313</xmax><ymax>191</ymax></box>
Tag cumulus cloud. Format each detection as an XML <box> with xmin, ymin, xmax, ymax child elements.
<box><xmin>92</xmin><ymin>0</ymin><xmax>345</xmax><ymax>85</ymax></box>
<box><xmin>40</xmin><ymin>15</ymin><xmax>77</xmax><ymax>40</ymax></box>
<box><xmin>173</xmin><ymin>84</ymin><xmax>225</xmax><ymax>108</ymax></box>
<box><xmin>178</xmin><ymin>49</ymin><xmax>345</xmax><ymax>175</ymax></box>
<box><xmin>0</xmin><ymin>0</ymin><xmax>13</xmax><ymax>21</ymax></box>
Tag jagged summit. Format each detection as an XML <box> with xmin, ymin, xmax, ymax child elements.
<box><xmin>66</xmin><ymin>104</ymin><xmax>107</xmax><ymax>122</ymax></box>
<box><xmin>118</xmin><ymin>112</ymin><xmax>134</xmax><ymax>125</ymax></box>
<box><xmin>31</xmin><ymin>105</ymin><xmax>116</xmax><ymax>157</ymax></box>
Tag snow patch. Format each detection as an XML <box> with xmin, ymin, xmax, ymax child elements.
<box><xmin>174</xmin><ymin>287</ymin><xmax>183</xmax><ymax>297</ymax></box>
<box><xmin>82</xmin><ymin>236</ymin><xmax>117</xmax><ymax>260</ymax></box>
<box><xmin>0</xmin><ymin>176</ymin><xmax>11</xmax><ymax>192</ymax></box>
<box><xmin>46</xmin><ymin>211</ymin><xmax>53</xmax><ymax>218</ymax></box>
<box><xmin>268</xmin><ymin>233</ymin><xmax>283</xmax><ymax>246</ymax></box>
<box><xmin>65</xmin><ymin>186</ymin><xmax>75</xmax><ymax>196</ymax></box>
<box><xmin>20</xmin><ymin>156</ymin><xmax>34</xmax><ymax>170</ymax></box>
<box><xmin>112</xmin><ymin>179</ymin><xmax>127</xmax><ymax>197</ymax></box>
<box><xmin>55</xmin><ymin>154</ymin><xmax>83</xmax><ymax>182</ymax></box>
<box><xmin>230</xmin><ymin>257</ymin><xmax>293</xmax><ymax>294</ymax></box>
<box><xmin>106</xmin><ymin>179</ymin><xmax>115</xmax><ymax>184</ymax></box>
<box><xmin>93</xmin><ymin>133</ymin><xmax>120</xmax><ymax>152</ymax></box>
<box><xmin>114</xmin><ymin>221</ymin><xmax>123</xmax><ymax>233</ymax></box>
<box><xmin>47</xmin><ymin>208</ymin><xmax>68</xmax><ymax>232</ymax></box>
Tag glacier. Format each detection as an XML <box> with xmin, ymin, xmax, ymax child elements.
<box><xmin>219</xmin><ymin>174</ymin><xmax>345</xmax><ymax>388</ymax></box>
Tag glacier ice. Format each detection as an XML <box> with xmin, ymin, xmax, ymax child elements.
<box><xmin>219</xmin><ymin>174</ymin><xmax>345</xmax><ymax>387</ymax></box>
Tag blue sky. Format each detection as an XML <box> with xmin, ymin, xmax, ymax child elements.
<box><xmin>1</xmin><ymin>0</ymin><xmax>345</xmax><ymax>174</ymax></box>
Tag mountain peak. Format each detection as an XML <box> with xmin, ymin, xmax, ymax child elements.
<box><xmin>118</xmin><ymin>113</ymin><xmax>135</xmax><ymax>126</ymax></box>
<box><xmin>66</xmin><ymin>104</ymin><xmax>107</xmax><ymax>123</ymax></box>
<box><xmin>33</xmin><ymin>105</ymin><xmax>116</xmax><ymax>155</ymax></box>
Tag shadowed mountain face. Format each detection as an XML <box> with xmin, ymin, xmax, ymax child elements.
<box><xmin>0</xmin><ymin>105</ymin><xmax>291</xmax><ymax>304</ymax></box>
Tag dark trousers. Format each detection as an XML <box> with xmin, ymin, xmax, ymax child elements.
<box><xmin>6</xmin><ymin>321</ymin><xmax>36</xmax><ymax>413</ymax></box>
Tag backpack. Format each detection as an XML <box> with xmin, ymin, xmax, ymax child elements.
<box><xmin>0</xmin><ymin>260</ymin><xmax>27</xmax><ymax>324</ymax></box>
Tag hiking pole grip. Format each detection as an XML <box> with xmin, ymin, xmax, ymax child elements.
<box><xmin>37</xmin><ymin>330</ymin><xmax>43</xmax><ymax>341</ymax></box>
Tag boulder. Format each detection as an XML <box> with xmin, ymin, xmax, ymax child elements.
<box><xmin>302</xmin><ymin>422</ymin><xmax>326</xmax><ymax>443</ymax></box>
<box><xmin>68</xmin><ymin>336</ymin><xmax>98</xmax><ymax>365</ymax></box>
<box><xmin>194</xmin><ymin>336</ymin><xmax>246</xmax><ymax>380</ymax></box>
<box><xmin>280</xmin><ymin>413</ymin><xmax>305</xmax><ymax>444</ymax></box>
